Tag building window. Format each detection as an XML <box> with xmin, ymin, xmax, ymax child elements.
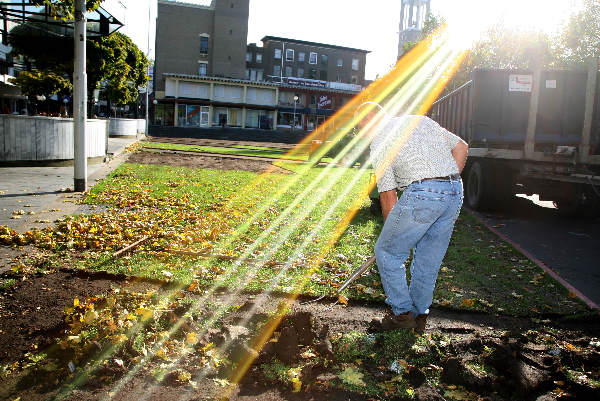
<box><xmin>320</xmin><ymin>70</ymin><xmax>327</xmax><ymax>81</ymax></box>
<box><xmin>274</xmin><ymin>65</ymin><xmax>281</xmax><ymax>76</ymax></box>
<box><xmin>245</xmin><ymin>69</ymin><xmax>250</xmax><ymax>80</ymax></box>
<box><xmin>309</xmin><ymin>95</ymin><xmax>316</xmax><ymax>105</ymax></box>
<box><xmin>199</xmin><ymin>63</ymin><xmax>207</xmax><ymax>76</ymax></box>
<box><xmin>274</xmin><ymin>48</ymin><xmax>282</xmax><ymax>59</ymax></box>
<box><xmin>298</xmin><ymin>52</ymin><xmax>305</xmax><ymax>62</ymax></box>
<box><xmin>257</xmin><ymin>70</ymin><xmax>263</xmax><ymax>81</ymax></box>
<box><xmin>246</xmin><ymin>52</ymin><xmax>252</xmax><ymax>62</ymax></box>
<box><xmin>337</xmin><ymin>58</ymin><xmax>343</xmax><ymax>67</ymax></box>
<box><xmin>256</xmin><ymin>53</ymin><xmax>262</xmax><ymax>63</ymax></box>
<box><xmin>351</xmin><ymin>76</ymin><xmax>358</xmax><ymax>84</ymax></box>
<box><xmin>336</xmin><ymin>74</ymin><xmax>341</xmax><ymax>82</ymax></box>
<box><xmin>200</xmin><ymin>36</ymin><xmax>209</xmax><ymax>54</ymax></box>
<box><xmin>297</xmin><ymin>67</ymin><xmax>304</xmax><ymax>78</ymax></box>
<box><xmin>285</xmin><ymin>66</ymin><xmax>292</xmax><ymax>77</ymax></box>
<box><xmin>321</xmin><ymin>54</ymin><xmax>328</xmax><ymax>66</ymax></box>
<box><xmin>352</xmin><ymin>58</ymin><xmax>360</xmax><ymax>71</ymax></box>
<box><xmin>309</xmin><ymin>69</ymin><xmax>317</xmax><ymax>79</ymax></box>
<box><xmin>286</xmin><ymin>49</ymin><xmax>294</xmax><ymax>61</ymax></box>
<box><xmin>250</xmin><ymin>69</ymin><xmax>257</xmax><ymax>81</ymax></box>
<box><xmin>309</xmin><ymin>52</ymin><xmax>317</xmax><ymax>64</ymax></box>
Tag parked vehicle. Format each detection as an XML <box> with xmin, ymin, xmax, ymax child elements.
<box><xmin>429</xmin><ymin>62</ymin><xmax>600</xmax><ymax>216</ymax></box>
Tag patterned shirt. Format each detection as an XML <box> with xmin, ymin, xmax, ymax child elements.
<box><xmin>369</xmin><ymin>115</ymin><xmax>462</xmax><ymax>192</ymax></box>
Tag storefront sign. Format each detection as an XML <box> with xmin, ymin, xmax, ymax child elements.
<box><xmin>287</xmin><ymin>77</ymin><xmax>327</xmax><ymax>88</ymax></box>
<box><xmin>508</xmin><ymin>74</ymin><xmax>532</xmax><ymax>92</ymax></box>
<box><xmin>317</xmin><ymin>95</ymin><xmax>332</xmax><ymax>109</ymax></box>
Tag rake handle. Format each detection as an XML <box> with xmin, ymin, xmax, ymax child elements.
<box><xmin>337</xmin><ymin>254</ymin><xmax>377</xmax><ymax>294</ymax></box>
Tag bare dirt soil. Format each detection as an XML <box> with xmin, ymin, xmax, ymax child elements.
<box><xmin>1</xmin><ymin>149</ymin><xmax>599</xmax><ymax>401</ymax></box>
<box><xmin>128</xmin><ymin>150</ymin><xmax>293</xmax><ymax>174</ymax></box>
<box><xmin>148</xmin><ymin>136</ymin><xmax>298</xmax><ymax>150</ymax></box>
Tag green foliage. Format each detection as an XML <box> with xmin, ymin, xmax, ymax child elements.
<box><xmin>31</xmin><ymin>0</ymin><xmax>103</xmax><ymax>19</ymax></box>
<box><xmin>448</xmin><ymin>26</ymin><xmax>554</xmax><ymax>92</ymax></box>
<box><xmin>447</xmin><ymin>0</ymin><xmax>600</xmax><ymax>90</ymax></box>
<box><xmin>555</xmin><ymin>0</ymin><xmax>600</xmax><ymax>67</ymax></box>
<box><xmin>94</xmin><ymin>32</ymin><xmax>150</xmax><ymax>105</ymax></box>
<box><xmin>9</xmin><ymin>70</ymin><xmax>72</xmax><ymax>97</ymax></box>
<box><xmin>0</xmin><ymin>278</ymin><xmax>17</xmax><ymax>290</ymax></box>
<box><xmin>401</xmin><ymin>12</ymin><xmax>445</xmax><ymax>55</ymax></box>
<box><xmin>9</xmin><ymin>27</ymin><xmax>148</xmax><ymax>105</ymax></box>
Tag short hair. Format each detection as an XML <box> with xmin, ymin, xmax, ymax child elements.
<box><xmin>354</xmin><ymin>101</ymin><xmax>387</xmax><ymax>119</ymax></box>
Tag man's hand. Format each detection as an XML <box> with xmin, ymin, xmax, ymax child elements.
<box><xmin>380</xmin><ymin>190</ymin><xmax>398</xmax><ymax>221</ymax></box>
<box><xmin>451</xmin><ymin>140</ymin><xmax>468</xmax><ymax>173</ymax></box>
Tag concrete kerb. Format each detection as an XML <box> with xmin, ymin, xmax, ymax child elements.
<box><xmin>464</xmin><ymin>208</ymin><xmax>599</xmax><ymax>310</ymax></box>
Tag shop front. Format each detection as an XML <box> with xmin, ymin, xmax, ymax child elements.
<box><xmin>177</xmin><ymin>104</ymin><xmax>210</xmax><ymax>127</ymax></box>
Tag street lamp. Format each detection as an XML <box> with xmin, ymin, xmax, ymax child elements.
<box><xmin>292</xmin><ymin>94</ymin><xmax>299</xmax><ymax>133</ymax></box>
<box><xmin>152</xmin><ymin>99</ymin><xmax>158</xmax><ymax>126</ymax></box>
<box><xmin>63</xmin><ymin>96</ymin><xmax>69</xmax><ymax>118</ymax></box>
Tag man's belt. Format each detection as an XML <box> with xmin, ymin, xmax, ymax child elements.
<box><xmin>412</xmin><ymin>173</ymin><xmax>461</xmax><ymax>185</ymax></box>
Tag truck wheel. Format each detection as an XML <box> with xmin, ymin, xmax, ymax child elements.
<box><xmin>553</xmin><ymin>199</ymin><xmax>580</xmax><ymax>216</ymax></box>
<box><xmin>465</xmin><ymin>161</ymin><xmax>492</xmax><ymax>210</ymax></box>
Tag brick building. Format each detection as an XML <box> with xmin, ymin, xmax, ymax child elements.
<box><xmin>153</xmin><ymin>0</ymin><xmax>369</xmax><ymax>131</ymax></box>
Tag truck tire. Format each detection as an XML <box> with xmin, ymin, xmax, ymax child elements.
<box><xmin>465</xmin><ymin>161</ymin><xmax>493</xmax><ymax>210</ymax></box>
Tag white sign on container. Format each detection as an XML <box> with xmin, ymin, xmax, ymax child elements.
<box><xmin>546</xmin><ymin>80</ymin><xmax>557</xmax><ymax>89</ymax></box>
<box><xmin>509</xmin><ymin>74</ymin><xmax>533</xmax><ymax>92</ymax></box>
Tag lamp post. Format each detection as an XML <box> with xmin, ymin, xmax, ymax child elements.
<box><xmin>292</xmin><ymin>94</ymin><xmax>299</xmax><ymax>133</ymax></box>
<box><xmin>63</xmin><ymin>96</ymin><xmax>69</xmax><ymax>118</ymax></box>
<box><xmin>153</xmin><ymin>99</ymin><xmax>158</xmax><ymax>126</ymax></box>
<box><xmin>73</xmin><ymin>0</ymin><xmax>87</xmax><ymax>192</ymax></box>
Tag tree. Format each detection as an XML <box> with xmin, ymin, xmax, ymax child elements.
<box><xmin>9</xmin><ymin>28</ymin><xmax>148</xmax><ymax>107</ymax></box>
<box><xmin>555</xmin><ymin>0</ymin><xmax>600</xmax><ymax>67</ymax></box>
<box><xmin>10</xmin><ymin>70</ymin><xmax>72</xmax><ymax>98</ymax></box>
<box><xmin>31</xmin><ymin>0</ymin><xmax>103</xmax><ymax>19</ymax></box>
<box><xmin>447</xmin><ymin>26</ymin><xmax>555</xmax><ymax>92</ymax></box>
<box><xmin>401</xmin><ymin>12</ymin><xmax>446</xmax><ymax>55</ymax></box>
<box><xmin>94</xmin><ymin>33</ymin><xmax>149</xmax><ymax>105</ymax></box>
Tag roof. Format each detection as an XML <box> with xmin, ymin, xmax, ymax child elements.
<box><xmin>163</xmin><ymin>73</ymin><xmax>279</xmax><ymax>87</ymax></box>
<box><xmin>157</xmin><ymin>0</ymin><xmax>214</xmax><ymax>10</ymax></box>
<box><xmin>162</xmin><ymin>73</ymin><xmax>362</xmax><ymax>94</ymax></box>
<box><xmin>261</xmin><ymin>36</ymin><xmax>370</xmax><ymax>54</ymax></box>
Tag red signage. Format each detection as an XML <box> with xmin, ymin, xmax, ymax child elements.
<box><xmin>317</xmin><ymin>94</ymin><xmax>332</xmax><ymax>109</ymax></box>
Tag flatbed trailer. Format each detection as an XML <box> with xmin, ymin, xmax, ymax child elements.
<box><xmin>429</xmin><ymin>60</ymin><xmax>600</xmax><ymax>215</ymax></box>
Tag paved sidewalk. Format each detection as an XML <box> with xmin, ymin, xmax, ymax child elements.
<box><xmin>0</xmin><ymin>136</ymin><xmax>139</xmax><ymax>232</ymax></box>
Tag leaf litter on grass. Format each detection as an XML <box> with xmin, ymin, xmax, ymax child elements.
<box><xmin>1</xmin><ymin>159</ymin><xmax>599</xmax><ymax>401</ymax></box>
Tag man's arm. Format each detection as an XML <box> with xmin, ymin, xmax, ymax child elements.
<box><xmin>380</xmin><ymin>189</ymin><xmax>398</xmax><ymax>221</ymax></box>
<box><xmin>451</xmin><ymin>140</ymin><xmax>468</xmax><ymax>173</ymax></box>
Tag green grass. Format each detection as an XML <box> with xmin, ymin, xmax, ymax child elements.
<box><xmin>58</xmin><ymin>160</ymin><xmax>594</xmax><ymax>317</ymax></box>
<box><xmin>0</xmin><ymin>278</ymin><xmax>16</xmax><ymax>290</ymax></box>
<box><xmin>142</xmin><ymin>141</ymin><xmax>309</xmax><ymax>161</ymax></box>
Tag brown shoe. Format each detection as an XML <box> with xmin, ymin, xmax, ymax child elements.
<box><xmin>415</xmin><ymin>314</ymin><xmax>428</xmax><ymax>334</ymax></box>
<box><xmin>379</xmin><ymin>310</ymin><xmax>417</xmax><ymax>331</ymax></box>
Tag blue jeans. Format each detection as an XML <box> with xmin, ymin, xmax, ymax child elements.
<box><xmin>374</xmin><ymin>178</ymin><xmax>463</xmax><ymax>316</ymax></box>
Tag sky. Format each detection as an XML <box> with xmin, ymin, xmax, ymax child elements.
<box><xmin>115</xmin><ymin>0</ymin><xmax>583</xmax><ymax>81</ymax></box>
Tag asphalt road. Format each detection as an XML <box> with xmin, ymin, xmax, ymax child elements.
<box><xmin>470</xmin><ymin>195</ymin><xmax>600</xmax><ymax>307</ymax></box>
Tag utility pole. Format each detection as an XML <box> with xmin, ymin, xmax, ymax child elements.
<box><xmin>145</xmin><ymin>0</ymin><xmax>151</xmax><ymax>137</ymax></box>
<box><xmin>73</xmin><ymin>0</ymin><xmax>87</xmax><ymax>192</ymax></box>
